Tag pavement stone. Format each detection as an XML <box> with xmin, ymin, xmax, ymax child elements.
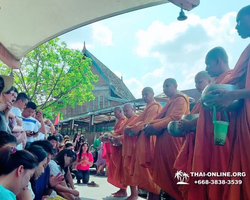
<box><xmin>75</xmin><ymin>175</ymin><xmax>146</xmax><ymax>200</ymax></box>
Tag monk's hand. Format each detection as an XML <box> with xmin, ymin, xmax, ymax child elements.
<box><xmin>124</xmin><ymin>127</ymin><xmax>131</xmax><ymax>135</ymax></box>
<box><xmin>100</xmin><ymin>135</ymin><xmax>110</xmax><ymax>143</ymax></box>
<box><xmin>143</xmin><ymin>124</ymin><xmax>155</xmax><ymax>136</ymax></box>
<box><xmin>110</xmin><ymin>136</ymin><xmax>122</xmax><ymax>146</ymax></box>
<box><xmin>205</xmin><ymin>89</ymin><xmax>234</xmax><ymax>111</ymax></box>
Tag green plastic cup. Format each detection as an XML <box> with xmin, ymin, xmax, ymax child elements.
<box><xmin>213</xmin><ymin>106</ymin><xmax>229</xmax><ymax>146</ymax></box>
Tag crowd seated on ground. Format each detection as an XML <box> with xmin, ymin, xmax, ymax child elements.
<box><xmin>0</xmin><ymin>74</ymin><xmax>103</xmax><ymax>200</ymax></box>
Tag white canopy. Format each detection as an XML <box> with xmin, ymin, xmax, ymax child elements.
<box><xmin>0</xmin><ymin>0</ymin><xmax>199</xmax><ymax>69</ymax></box>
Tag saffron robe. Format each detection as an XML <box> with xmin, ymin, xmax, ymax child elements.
<box><xmin>129</xmin><ymin>100</ymin><xmax>162</xmax><ymax>194</ymax></box>
<box><xmin>222</xmin><ymin>44</ymin><xmax>250</xmax><ymax>200</ymax></box>
<box><xmin>174</xmin><ymin>101</ymin><xmax>201</xmax><ymax>200</ymax></box>
<box><xmin>121</xmin><ymin>114</ymin><xmax>139</xmax><ymax>187</ymax></box>
<box><xmin>150</xmin><ymin>93</ymin><xmax>190</xmax><ymax>200</ymax></box>
<box><xmin>188</xmin><ymin>70</ymin><xmax>233</xmax><ymax>200</ymax></box>
<box><xmin>107</xmin><ymin>116</ymin><xmax>127</xmax><ymax>189</ymax></box>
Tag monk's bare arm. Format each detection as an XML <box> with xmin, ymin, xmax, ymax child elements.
<box><xmin>153</xmin><ymin>97</ymin><xmax>189</xmax><ymax>131</ymax></box>
<box><xmin>130</xmin><ymin>105</ymin><xmax>160</xmax><ymax>132</ymax></box>
<box><xmin>231</xmin><ymin>89</ymin><xmax>250</xmax><ymax>100</ymax></box>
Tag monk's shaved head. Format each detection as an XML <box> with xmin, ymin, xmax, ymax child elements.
<box><xmin>163</xmin><ymin>78</ymin><xmax>178</xmax><ymax>98</ymax></box>
<box><xmin>164</xmin><ymin>78</ymin><xmax>177</xmax><ymax>86</ymax></box>
<box><xmin>236</xmin><ymin>5</ymin><xmax>250</xmax><ymax>39</ymax></box>
<box><xmin>195</xmin><ymin>71</ymin><xmax>211</xmax><ymax>80</ymax></box>
<box><xmin>195</xmin><ymin>71</ymin><xmax>212</xmax><ymax>93</ymax></box>
<box><xmin>206</xmin><ymin>47</ymin><xmax>228</xmax><ymax>65</ymax></box>
<box><xmin>238</xmin><ymin>5</ymin><xmax>250</xmax><ymax>17</ymax></box>
<box><xmin>114</xmin><ymin>106</ymin><xmax>124</xmax><ymax>119</ymax></box>
<box><xmin>123</xmin><ymin>103</ymin><xmax>134</xmax><ymax>109</ymax></box>
<box><xmin>123</xmin><ymin>103</ymin><xmax>135</xmax><ymax>118</ymax></box>
<box><xmin>142</xmin><ymin>87</ymin><xmax>154</xmax><ymax>94</ymax></box>
<box><xmin>205</xmin><ymin>47</ymin><xmax>230</xmax><ymax>77</ymax></box>
<box><xmin>114</xmin><ymin>106</ymin><xmax>122</xmax><ymax>112</ymax></box>
<box><xmin>142</xmin><ymin>87</ymin><xmax>155</xmax><ymax>104</ymax></box>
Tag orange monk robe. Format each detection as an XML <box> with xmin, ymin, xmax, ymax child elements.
<box><xmin>107</xmin><ymin>116</ymin><xmax>127</xmax><ymax>189</ymax></box>
<box><xmin>128</xmin><ymin>100</ymin><xmax>162</xmax><ymax>194</ymax></box>
<box><xmin>173</xmin><ymin>102</ymin><xmax>201</xmax><ymax>200</ymax></box>
<box><xmin>222</xmin><ymin>44</ymin><xmax>250</xmax><ymax>200</ymax></box>
<box><xmin>121</xmin><ymin>114</ymin><xmax>139</xmax><ymax>187</ymax></box>
<box><xmin>150</xmin><ymin>93</ymin><xmax>190</xmax><ymax>200</ymax></box>
<box><xmin>188</xmin><ymin>70</ymin><xmax>233</xmax><ymax>200</ymax></box>
<box><xmin>130</xmin><ymin>100</ymin><xmax>162</xmax><ymax>168</ymax></box>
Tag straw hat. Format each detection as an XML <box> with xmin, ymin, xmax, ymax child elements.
<box><xmin>0</xmin><ymin>75</ymin><xmax>14</xmax><ymax>93</ymax></box>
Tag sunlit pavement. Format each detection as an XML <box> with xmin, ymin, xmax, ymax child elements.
<box><xmin>74</xmin><ymin>172</ymin><xmax>146</xmax><ymax>200</ymax></box>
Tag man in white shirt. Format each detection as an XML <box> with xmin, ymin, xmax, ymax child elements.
<box><xmin>22</xmin><ymin>101</ymin><xmax>46</xmax><ymax>149</ymax></box>
<box><xmin>11</xmin><ymin>92</ymin><xmax>29</xmax><ymax>150</ymax></box>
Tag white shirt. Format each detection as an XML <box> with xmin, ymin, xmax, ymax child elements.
<box><xmin>11</xmin><ymin>107</ymin><xmax>22</xmax><ymax>118</ymax></box>
<box><xmin>10</xmin><ymin>107</ymin><xmax>23</xmax><ymax>150</ymax></box>
<box><xmin>37</xmin><ymin>132</ymin><xmax>45</xmax><ymax>140</ymax></box>
<box><xmin>48</xmin><ymin>160</ymin><xmax>65</xmax><ymax>198</ymax></box>
<box><xmin>22</xmin><ymin>117</ymin><xmax>41</xmax><ymax>143</ymax></box>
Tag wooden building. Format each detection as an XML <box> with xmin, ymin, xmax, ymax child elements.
<box><xmin>60</xmin><ymin>44</ymin><xmax>135</xmax><ymax>136</ymax></box>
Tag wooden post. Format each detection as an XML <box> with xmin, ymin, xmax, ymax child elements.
<box><xmin>89</xmin><ymin>115</ymin><xmax>94</xmax><ymax>134</ymax></box>
<box><xmin>98</xmin><ymin>96</ymin><xmax>100</xmax><ymax>110</ymax></box>
<box><xmin>103</xmin><ymin>96</ymin><xmax>105</xmax><ymax>108</ymax></box>
<box><xmin>87</xmin><ymin>102</ymin><xmax>90</xmax><ymax>112</ymax></box>
<box><xmin>70</xmin><ymin>119</ymin><xmax>74</xmax><ymax>135</ymax></box>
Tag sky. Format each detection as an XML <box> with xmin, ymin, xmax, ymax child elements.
<box><xmin>60</xmin><ymin>0</ymin><xmax>250</xmax><ymax>98</ymax></box>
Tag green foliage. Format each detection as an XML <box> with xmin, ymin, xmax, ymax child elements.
<box><xmin>0</xmin><ymin>38</ymin><xmax>98</xmax><ymax>119</ymax></box>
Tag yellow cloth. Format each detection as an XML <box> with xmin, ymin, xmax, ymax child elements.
<box><xmin>47</xmin><ymin>195</ymin><xmax>66</xmax><ymax>200</ymax></box>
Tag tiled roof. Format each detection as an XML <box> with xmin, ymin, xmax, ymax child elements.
<box><xmin>82</xmin><ymin>46</ymin><xmax>135</xmax><ymax>101</ymax></box>
<box><xmin>156</xmin><ymin>88</ymin><xmax>201</xmax><ymax>104</ymax></box>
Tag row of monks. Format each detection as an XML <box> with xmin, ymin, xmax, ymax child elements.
<box><xmin>101</xmin><ymin>5</ymin><xmax>250</xmax><ymax>200</ymax></box>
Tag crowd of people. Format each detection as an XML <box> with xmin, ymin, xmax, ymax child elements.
<box><xmin>98</xmin><ymin>5</ymin><xmax>250</xmax><ymax>200</ymax></box>
<box><xmin>0</xmin><ymin>76</ymin><xmax>103</xmax><ymax>199</ymax></box>
<box><xmin>0</xmin><ymin>4</ymin><xmax>249</xmax><ymax>200</ymax></box>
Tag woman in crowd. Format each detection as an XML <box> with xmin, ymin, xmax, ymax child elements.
<box><xmin>73</xmin><ymin>133</ymin><xmax>81</xmax><ymax>152</ymax></box>
<box><xmin>75</xmin><ymin>142</ymin><xmax>93</xmax><ymax>184</ymax></box>
<box><xmin>16</xmin><ymin>145</ymin><xmax>48</xmax><ymax>200</ymax></box>
<box><xmin>95</xmin><ymin>142</ymin><xmax>106</xmax><ymax>176</ymax></box>
<box><xmin>48</xmin><ymin>149</ymin><xmax>79</xmax><ymax>200</ymax></box>
<box><xmin>0</xmin><ymin>147</ymin><xmax>38</xmax><ymax>200</ymax></box>
<box><xmin>0</xmin><ymin>131</ymin><xmax>17</xmax><ymax>148</ymax></box>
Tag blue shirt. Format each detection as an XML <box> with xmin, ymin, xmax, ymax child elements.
<box><xmin>32</xmin><ymin>166</ymin><xmax>50</xmax><ymax>200</ymax></box>
<box><xmin>0</xmin><ymin>185</ymin><xmax>16</xmax><ymax>200</ymax></box>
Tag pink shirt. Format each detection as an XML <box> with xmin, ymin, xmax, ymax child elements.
<box><xmin>76</xmin><ymin>152</ymin><xmax>93</xmax><ymax>171</ymax></box>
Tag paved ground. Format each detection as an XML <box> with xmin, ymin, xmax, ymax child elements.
<box><xmin>74</xmin><ymin>174</ymin><xmax>146</xmax><ymax>200</ymax></box>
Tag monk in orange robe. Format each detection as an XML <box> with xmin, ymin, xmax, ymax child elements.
<box><xmin>106</xmin><ymin>106</ymin><xmax>138</xmax><ymax>198</ymax></box>
<box><xmin>124</xmin><ymin>87</ymin><xmax>162</xmax><ymax>199</ymax></box>
<box><xmin>143</xmin><ymin>78</ymin><xmax>190</xmax><ymax>200</ymax></box>
<box><xmin>188</xmin><ymin>47</ymin><xmax>233</xmax><ymax>200</ymax></box>
<box><xmin>174</xmin><ymin>71</ymin><xmax>211</xmax><ymax>200</ymax></box>
<box><xmin>117</xmin><ymin>103</ymin><xmax>139</xmax><ymax>200</ymax></box>
<box><xmin>102</xmin><ymin>107</ymin><xmax>127</xmax><ymax>197</ymax></box>
<box><xmin>205</xmin><ymin>6</ymin><xmax>250</xmax><ymax>200</ymax></box>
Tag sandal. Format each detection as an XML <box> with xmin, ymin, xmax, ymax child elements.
<box><xmin>87</xmin><ymin>181</ymin><xmax>99</xmax><ymax>187</ymax></box>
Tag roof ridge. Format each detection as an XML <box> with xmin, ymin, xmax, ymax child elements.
<box><xmin>82</xmin><ymin>47</ymin><xmax>135</xmax><ymax>100</ymax></box>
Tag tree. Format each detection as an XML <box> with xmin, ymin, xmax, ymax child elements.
<box><xmin>0</xmin><ymin>38</ymin><xmax>98</xmax><ymax>119</ymax></box>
